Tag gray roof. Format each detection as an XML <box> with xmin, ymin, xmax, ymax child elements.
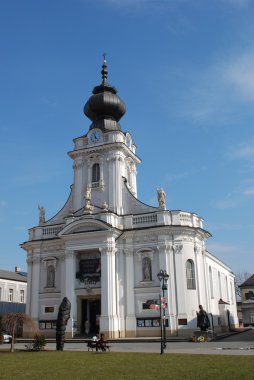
<box><xmin>239</xmin><ymin>274</ymin><xmax>254</xmax><ymax>287</ymax></box>
<box><xmin>0</xmin><ymin>269</ymin><xmax>27</xmax><ymax>283</ymax></box>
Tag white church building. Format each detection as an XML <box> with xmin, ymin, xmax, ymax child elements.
<box><xmin>21</xmin><ymin>59</ymin><xmax>238</xmax><ymax>338</ymax></box>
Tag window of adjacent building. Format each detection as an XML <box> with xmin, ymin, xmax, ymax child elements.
<box><xmin>186</xmin><ymin>260</ymin><xmax>196</xmax><ymax>289</ymax></box>
<box><xmin>8</xmin><ymin>288</ymin><xmax>13</xmax><ymax>302</ymax></box>
<box><xmin>209</xmin><ymin>266</ymin><xmax>214</xmax><ymax>298</ymax></box>
<box><xmin>20</xmin><ymin>289</ymin><xmax>25</xmax><ymax>303</ymax></box>
<box><xmin>245</xmin><ymin>291</ymin><xmax>254</xmax><ymax>300</ymax></box>
<box><xmin>92</xmin><ymin>163</ymin><xmax>100</xmax><ymax>183</ymax></box>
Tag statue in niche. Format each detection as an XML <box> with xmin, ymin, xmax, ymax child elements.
<box><xmin>56</xmin><ymin>297</ymin><xmax>71</xmax><ymax>351</ymax></box>
<box><xmin>38</xmin><ymin>205</ymin><xmax>45</xmax><ymax>224</ymax></box>
<box><xmin>143</xmin><ymin>257</ymin><xmax>152</xmax><ymax>281</ymax></box>
<box><xmin>47</xmin><ymin>265</ymin><xmax>55</xmax><ymax>288</ymax></box>
<box><xmin>157</xmin><ymin>188</ymin><xmax>166</xmax><ymax>209</ymax></box>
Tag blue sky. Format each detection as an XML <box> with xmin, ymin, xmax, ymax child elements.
<box><xmin>0</xmin><ymin>0</ymin><xmax>253</xmax><ymax>274</ymax></box>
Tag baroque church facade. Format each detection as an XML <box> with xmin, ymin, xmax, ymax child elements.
<box><xmin>21</xmin><ymin>59</ymin><xmax>238</xmax><ymax>338</ymax></box>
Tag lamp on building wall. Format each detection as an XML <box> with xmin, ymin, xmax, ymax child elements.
<box><xmin>157</xmin><ymin>269</ymin><xmax>169</xmax><ymax>355</ymax></box>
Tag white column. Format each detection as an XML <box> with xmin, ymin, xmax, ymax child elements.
<box><xmin>26</xmin><ymin>254</ymin><xmax>33</xmax><ymax>316</ymax></box>
<box><xmin>125</xmin><ymin>248</ymin><xmax>136</xmax><ymax>337</ymax></box>
<box><xmin>64</xmin><ymin>250</ymin><xmax>76</xmax><ymax>338</ymax></box>
<box><xmin>171</xmin><ymin>244</ymin><xmax>183</xmax><ymax>333</ymax></box>
<box><xmin>100</xmin><ymin>242</ymin><xmax>118</xmax><ymax>338</ymax></box>
<box><xmin>158</xmin><ymin>241</ymin><xmax>177</xmax><ymax>334</ymax></box>
<box><xmin>30</xmin><ymin>255</ymin><xmax>40</xmax><ymax>323</ymax></box>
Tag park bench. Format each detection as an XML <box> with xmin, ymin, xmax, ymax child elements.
<box><xmin>87</xmin><ymin>340</ymin><xmax>111</xmax><ymax>352</ymax></box>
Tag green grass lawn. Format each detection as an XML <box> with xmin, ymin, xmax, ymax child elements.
<box><xmin>0</xmin><ymin>351</ymin><xmax>254</xmax><ymax>380</ymax></box>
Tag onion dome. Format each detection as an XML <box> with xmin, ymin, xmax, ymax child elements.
<box><xmin>84</xmin><ymin>55</ymin><xmax>126</xmax><ymax>131</ymax></box>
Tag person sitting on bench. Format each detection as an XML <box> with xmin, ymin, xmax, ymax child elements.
<box><xmin>97</xmin><ymin>333</ymin><xmax>107</xmax><ymax>351</ymax></box>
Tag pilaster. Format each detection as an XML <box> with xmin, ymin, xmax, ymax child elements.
<box><xmin>30</xmin><ymin>254</ymin><xmax>40</xmax><ymax>321</ymax></box>
<box><xmin>124</xmin><ymin>248</ymin><xmax>136</xmax><ymax>336</ymax></box>
<box><xmin>63</xmin><ymin>249</ymin><xmax>77</xmax><ymax>337</ymax></box>
<box><xmin>100</xmin><ymin>242</ymin><xmax>119</xmax><ymax>338</ymax></box>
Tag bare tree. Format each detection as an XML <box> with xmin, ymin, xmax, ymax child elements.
<box><xmin>2</xmin><ymin>313</ymin><xmax>36</xmax><ymax>352</ymax></box>
<box><xmin>235</xmin><ymin>271</ymin><xmax>251</xmax><ymax>298</ymax></box>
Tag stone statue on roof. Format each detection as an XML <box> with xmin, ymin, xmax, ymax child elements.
<box><xmin>157</xmin><ymin>188</ymin><xmax>166</xmax><ymax>209</ymax></box>
<box><xmin>38</xmin><ymin>205</ymin><xmax>45</xmax><ymax>224</ymax></box>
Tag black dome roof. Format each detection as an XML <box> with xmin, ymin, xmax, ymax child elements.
<box><xmin>84</xmin><ymin>57</ymin><xmax>126</xmax><ymax>131</ymax></box>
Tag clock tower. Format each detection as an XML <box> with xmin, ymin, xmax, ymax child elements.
<box><xmin>69</xmin><ymin>57</ymin><xmax>140</xmax><ymax>215</ymax></box>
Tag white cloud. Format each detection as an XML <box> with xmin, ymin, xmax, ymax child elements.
<box><xmin>221</xmin><ymin>0</ymin><xmax>250</xmax><ymax>7</ymax></box>
<box><xmin>224</xmin><ymin>51</ymin><xmax>254</xmax><ymax>102</ymax></box>
<box><xmin>243</xmin><ymin>188</ymin><xmax>254</xmax><ymax>196</ymax></box>
<box><xmin>214</xmin><ymin>199</ymin><xmax>238</xmax><ymax>209</ymax></box>
<box><xmin>179</xmin><ymin>47</ymin><xmax>254</xmax><ymax>125</ymax></box>
<box><xmin>229</xmin><ymin>140</ymin><xmax>254</xmax><ymax>161</ymax></box>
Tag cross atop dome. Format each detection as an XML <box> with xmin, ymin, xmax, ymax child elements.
<box><xmin>83</xmin><ymin>57</ymin><xmax>126</xmax><ymax>131</ymax></box>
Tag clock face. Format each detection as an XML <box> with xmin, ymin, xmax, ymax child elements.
<box><xmin>89</xmin><ymin>130</ymin><xmax>102</xmax><ymax>143</ymax></box>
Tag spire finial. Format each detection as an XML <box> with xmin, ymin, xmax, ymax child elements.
<box><xmin>101</xmin><ymin>53</ymin><xmax>108</xmax><ymax>85</ymax></box>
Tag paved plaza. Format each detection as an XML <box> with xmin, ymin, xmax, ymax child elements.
<box><xmin>2</xmin><ymin>328</ymin><xmax>253</xmax><ymax>356</ymax></box>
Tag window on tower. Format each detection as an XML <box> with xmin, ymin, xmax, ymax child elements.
<box><xmin>92</xmin><ymin>163</ymin><xmax>100</xmax><ymax>183</ymax></box>
<box><xmin>186</xmin><ymin>259</ymin><xmax>196</xmax><ymax>289</ymax></box>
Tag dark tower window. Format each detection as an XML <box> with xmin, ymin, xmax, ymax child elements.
<box><xmin>92</xmin><ymin>163</ymin><xmax>100</xmax><ymax>183</ymax></box>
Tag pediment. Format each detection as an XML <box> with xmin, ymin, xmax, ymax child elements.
<box><xmin>58</xmin><ymin>219</ymin><xmax>109</xmax><ymax>236</ymax></box>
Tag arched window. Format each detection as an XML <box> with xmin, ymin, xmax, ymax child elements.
<box><xmin>186</xmin><ymin>259</ymin><xmax>196</xmax><ymax>289</ymax></box>
<box><xmin>209</xmin><ymin>266</ymin><xmax>214</xmax><ymax>298</ymax></box>
<box><xmin>142</xmin><ymin>257</ymin><xmax>152</xmax><ymax>281</ymax></box>
<box><xmin>92</xmin><ymin>163</ymin><xmax>100</xmax><ymax>183</ymax></box>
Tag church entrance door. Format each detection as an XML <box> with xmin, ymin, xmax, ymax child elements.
<box><xmin>82</xmin><ymin>299</ymin><xmax>101</xmax><ymax>336</ymax></box>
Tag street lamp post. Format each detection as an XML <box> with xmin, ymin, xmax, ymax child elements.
<box><xmin>157</xmin><ymin>269</ymin><xmax>169</xmax><ymax>355</ymax></box>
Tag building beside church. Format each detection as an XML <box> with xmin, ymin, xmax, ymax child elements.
<box><xmin>0</xmin><ymin>267</ymin><xmax>27</xmax><ymax>316</ymax></box>
<box><xmin>239</xmin><ymin>274</ymin><xmax>254</xmax><ymax>327</ymax></box>
<box><xmin>21</xmin><ymin>59</ymin><xmax>238</xmax><ymax>338</ymax></box>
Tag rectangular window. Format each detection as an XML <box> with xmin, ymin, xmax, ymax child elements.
<box><xmin>136</xmin><ymin>318</ymin><xmax>168</xmax><ymax>328</ymax></box>
<box><xmin>79</xmin><ymin>259</ymin><xmax>100</xmax><ymax>274</ymax></box>
<box><xmin>8</xmin><ymin>289</ymin><xmax>13</xmax><ymax>302</ymax></box>
<box><xmin>45</xmin><ymin>307</ymin><xmax>54</xmax><ymax>313</ymax></box>
<box><xmin>178</xmin><ymin>319</ymin><xmax>188</xmax><ymax>325</ymax></box>
<box><xmin>20</xmin><ymin>290</ymin><xmax>25</xmax><ymax>303</ymax></box>
<box><xmin>39</xmin><ymin>320</ymin><xmax>57</xmax><ymax>329</ymax></box>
